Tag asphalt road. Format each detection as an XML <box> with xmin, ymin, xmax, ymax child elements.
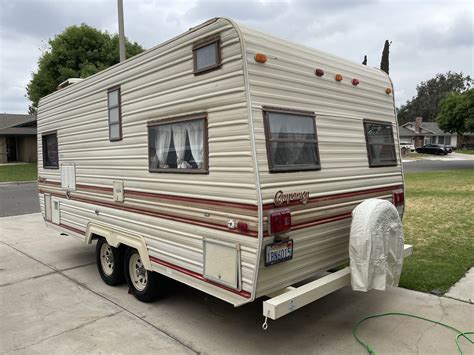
<box><xmin>0</xmin><ymin>182</ymin><xmax>40</xmax><ymax>217</ymax></box>
<box><xmin>403</xmin><ymin>159</ymin><xmax>474</xmax><ymax>173</ymax></box>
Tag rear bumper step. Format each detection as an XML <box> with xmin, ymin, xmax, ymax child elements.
<box><xmin>262</xmin><ymin>244</ymin><xmax>413</xmax><ymax>322</ymax></box>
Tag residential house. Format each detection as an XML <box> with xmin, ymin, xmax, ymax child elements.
<box><xmin>399</xmin><ymin>117</ymin><xmax>473</xmax><ymax>148</ymax></box>
<box><xmin>0</xmin><ymin>113</ymin><xmax>37</xmax><ymax>163</ymax></box>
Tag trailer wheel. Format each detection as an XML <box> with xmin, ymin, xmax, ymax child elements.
<box><xmin>124</xmin><ymin>247</ymin><xmax>161</xmax><ymax>302</ymax></box>
<box><xmin>96</xmin><ymin>238</ymin><xmax>125</xmax><ymax>286</ymax></box>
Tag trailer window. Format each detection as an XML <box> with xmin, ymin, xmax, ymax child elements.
<box><xmin>193</xmin><ymin>37</ymin><xmax>220</xmax><ymax>75</ymax></box>
<box><xmin>363</xmin><ymin>121</ymin><xmax>397</xmax><ymax>167</ymax></box>
<box><xmin>148</xmin><ymin>115</ymin><xmax>207</xmax><ymax>173</ymax></box>
<box><xmin>108</xmin><ymin>87</ymin><xmax>122</xmax><ymax>141</ymax></box>
<box><xmin>264</xmin><ymin>109</ymin><xmax>320</xmax><ymax>173</ymax></box>
<box><xmin>42</xmin><ymin>133</ymin><xmax>58</xmax><ymax>169</ymax></box>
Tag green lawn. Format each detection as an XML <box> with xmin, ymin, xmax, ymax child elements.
<box><xmin>456</xmin><ymin>149</ymin><xmax>474</xmax><ymax>155</ymax></box>
<box><xmin>0</xmin><ymin>163</ymin><xmax>37</xmax><ymax>182</ymax></box>
<box><xmin>399</xmin><ymin>169</ymin><xmax>474</xmax><ymax>293</ymax></box>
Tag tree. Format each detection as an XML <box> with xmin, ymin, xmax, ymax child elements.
<box><xmin>397</xmin><ymin>72</ymin><xmax>473</xmax><ymax>125</ymax></box>
<box><xmin>436</xmin><ymin>89</ymin><xmax>474</xmax><ymax>135</ymax></box>
<box><xmin>380</xmin><ymin>40</ymin><xmax>391</xmax><ymax>74</ymax></box>
<box><xmin>26</xmin><ymin>24</ymin><xmax>144</xmax><ymax>114</ymax></box>
<box><xmin>362</xmin><ymin>55</ymin><xmax>367</xmax><ymax>66</ymax></box>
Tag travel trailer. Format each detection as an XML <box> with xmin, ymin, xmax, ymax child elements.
<box><xmin>37</xmin><ymin>17</ymin><xmax>411</xmax><ymax>324</ymax></box>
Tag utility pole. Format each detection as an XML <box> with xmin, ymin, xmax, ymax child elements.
<box><xmin>117</xmin><ymin>0</ymin><xmax>126</xmax><ymax>62</ymax></box>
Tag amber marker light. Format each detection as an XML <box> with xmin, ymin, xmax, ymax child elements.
<box><xmin>315</xmin><ymin>68</ymin><xmax>324</xmax><ymax>77</ymax></box>
<box><xmin>352</xmin><ymin>78</ymin><xmax>360</xmax><ymax>86</ymax></box>
<box><xmin>255</xmin><ymin>53</ymin><xmax>267</xmax><ymax>63</ymax></box>
<box><xmin>335</xmin><ymin>74</ymin><xmax>343</xmax><ymax>82</ymax></box>
<box><xmin>386</xmin><ymin>87</ymin><xmax>392</xmax><ymax>94</ymax></box>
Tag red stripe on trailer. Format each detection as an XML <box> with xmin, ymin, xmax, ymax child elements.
<box><xmin>149</xmin><ymin>256</ymin><xmax>252</xmax><ymax>299</ymax></box>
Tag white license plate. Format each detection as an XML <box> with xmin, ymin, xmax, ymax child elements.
<box><xmin>265</xmin><ymin>240</ymin><xmax>293</xmax><ymax>267</ymax></box>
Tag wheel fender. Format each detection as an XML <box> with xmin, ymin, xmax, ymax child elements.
<box><xmin>86</xmin><ymin>223</ymin><xmax>152</xmax><ymax>270</ymax></box>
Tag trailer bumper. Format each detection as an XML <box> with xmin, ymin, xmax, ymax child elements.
<box><xmin>262</xmin><ymin>244</ymin><xmax>413</xmax><ymax>322</ymax></box>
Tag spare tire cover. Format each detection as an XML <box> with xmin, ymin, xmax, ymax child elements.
<box><xmin>349</xmin><ymin>198</ymin><xmax>405</xmax><ymax>292</ymax></box>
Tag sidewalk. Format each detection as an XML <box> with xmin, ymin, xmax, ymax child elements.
<box><xmin>446</xmin><ymin>268</ymin><xmax>474</xmax><ymax>304</ymax></box>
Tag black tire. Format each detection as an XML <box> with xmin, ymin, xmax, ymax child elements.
<box><xmin>96</xmin><ymin>238</ymin><xmax>125</xmax><ymax>286</ymax></box>
<box><xmin>124</xmin><ymin>247</ymin><xmax>162</xmax><ymax>302</ymax></box>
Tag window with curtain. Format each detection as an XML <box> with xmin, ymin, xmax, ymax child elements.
<box><xmin>363</xmin><ymin>121</ymin><xmax>397</xmax><ymax>167</ymax></box>
<box><xmin>264</xmin><ymin>109</ymin><xmax>320</xmax><ymax>172</ymax></box>
<box><xmin>148</xmin><ymin>116</ymin><xmax>207</xmax><ymax>173</ymax></box>
<box><xmin>108</xmin><ymin>86</ymin><xmax>122</xmax><ymax>141</ymax></box>
<box><xmin>42</xmin><ymin>133</ymin><xmax>58</xmax><ymax>169</ymax></box>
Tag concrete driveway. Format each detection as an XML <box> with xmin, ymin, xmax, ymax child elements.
<box><xmin>1</xmin><ymin>213</ymin><xmax>473</xmax><ymax>354</ymax></box>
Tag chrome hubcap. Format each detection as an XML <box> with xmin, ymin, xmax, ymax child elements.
<box><xmin>100</xmin><ymin>243</ymin><xmax>114</xmax><ymax>276</ymax></box>
<box><xmin>129</xmin><ymin>253</ymin><xmax>147</xmax><ymax>291</ymax></box>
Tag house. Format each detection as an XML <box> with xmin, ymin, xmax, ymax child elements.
<box><xmin>399</xmin><ymin>117</ymin><xmax>473</xmax><ymax>148</ymax></box>
<box><xmin>0</xmin><ymin>113</ymin><xmax>37</xmax><ymax>163</ymax></box>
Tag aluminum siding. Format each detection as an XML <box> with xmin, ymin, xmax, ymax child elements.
<box><xmin>238</xmin><ymin>25</ymin><xmax>404</xmax><ymax>296</ymax></box>
<box><xmin>37</xmin><ymin>18</ymin><xmax>259</xmax><ymax>305</ymax></box>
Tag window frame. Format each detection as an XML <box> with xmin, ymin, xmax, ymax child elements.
<box><xmin>147</xmin><ymin>113</ymin><xmax>209</xmax><ymax>174</ymax></box>
<box><xmin>363</xmin><ymin>119</ymin><xmax>398</xmax><ymax>167</ymax></box>
<box><xmin>193</xmin><ymin>36</ymin><xmax>221</xmax><ymax>75</ymax></box>
<box><xmin>263</xmin><ymin>106</ymin><xmax>321</xmax><ymax>173</ymax></box>
<box><xmin>42</xmin><ymin>131</ymin><xmax>59</xmax><ymax>169</ymax></box>
<box><xmin>107</xmin><ymin>86</ymin><xmax>122</xmax><ymax>141</ymax></box>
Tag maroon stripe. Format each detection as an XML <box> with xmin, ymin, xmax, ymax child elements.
<box><xmin>38</xmin><ymin>189</ymin><xmax>259</xmax><ymax>238</ymax></box>
<box><xmin>39</xmin><ymin>179</ymin><xmax>258</xmax><ymax>211</ymax></box>
<box><xmin>149</xmin><ymin>256</ymin><xmax>251</xmax><ymax>299</ymax></box>
<box><xmin>291</xmin><ymin>212</ymin><xmax>353</xmax><ymax>231</ymax></box>
<box><xmin>263</xmin><ymin>185</ymin><xmax>401</xmax><ymax>210</ymax></box>
<box><xmin>45</xmin><ymin>220</ymin><xmax>85</xmax><ymax>236</ymax></box>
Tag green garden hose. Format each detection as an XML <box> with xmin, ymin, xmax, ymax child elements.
<box><xmin>353</xmin><ymin>312</ymin><xmax>474</xmax><ymax>355</ymax></box>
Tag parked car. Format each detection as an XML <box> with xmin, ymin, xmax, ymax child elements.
<box><xmin>444</xmin><ymin>145</ymin><xmax>453</xmax><ymax>153</ymax></box>
<box><xmin>400</xmin><ymin>142</ymin><xmax>415</xmax><ymax>152</ymax></box>
<box><xmin>416</xmin><ymin>144</ymin><xmax>448</xmax><ymax>155</ymax></box>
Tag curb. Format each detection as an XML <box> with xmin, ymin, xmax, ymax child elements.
<box><xmin>0</xmin><ymin>180</ymin><xmax>37</xmax><ymax>186</ymax></box>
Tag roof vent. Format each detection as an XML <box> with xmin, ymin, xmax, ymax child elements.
<box><xmin>57</xmin><ymin>78</ymin><xmax>83</xmax><ymax>90</ymax></box>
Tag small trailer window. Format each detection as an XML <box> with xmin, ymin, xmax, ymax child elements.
<box><xmin>148</xmin><ymin>115</ymin><xmax>208</xmax><ymax>173</ymax></box>
<box><xmin>363</xmin><ymin>121</ymin><xmax>397</xmax><ymax>167</ymax></box>
<box><xmin>107</xmin><ymin>86</ymin><xmax>122</xmax><ymax>141</ymax></box>
<box><xmin>263</xmin><ymin>109</ymin><xmax>320</xmax><ymax>173</ymax></box>
<box><xmin>193</xmin><ymin>37</ymin><xmax>220</xmax><ymax>75</ymax></box>
<box><xmin>42</xmin><ymin>133</ymin><xmax>58</xmax><ymax>169</ymax></box>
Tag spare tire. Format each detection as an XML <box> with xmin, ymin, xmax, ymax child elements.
<box><xmin>349</xmin><ymin>198</ymin><xmax>405</xmax><ymax>292</ymax></box>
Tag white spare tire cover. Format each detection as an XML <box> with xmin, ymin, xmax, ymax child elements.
<box><xmin>349</xmin><ymin>198</ymin><xmax>404</xmax><ymax>292</ymax></box>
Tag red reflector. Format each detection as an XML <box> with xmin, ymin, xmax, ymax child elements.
<box><xmin>237</xmin><ymin>221</ymin><xmax>248</xmax><ymax>232</ymax></box>
<box><xmin>268</xmin><ymin>209</ymin><xmax>292</xmax><ymax>235</ymax></box>
<box><xmin>392</xmin><ymin>189</ymin><xmax>404</xmax><ymax>205</ymax></box>
<box><xmin>315</xmin><ymin>68</ymin><xmax>324</xmax><ymax>77</ymax></box>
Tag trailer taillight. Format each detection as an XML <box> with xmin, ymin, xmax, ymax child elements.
<box><xmin>392</xmin><ymin>188</ymin><xmax>405</xmax><ymax>219</ymax></box>
<box><xmin>392</xmin><ymin>189</ymin><xmax>404</xmax><ymax>205</ymax></box>
<box><xmin>268</xmin><ymin>208</ymin><xmax>291</xmax><ymax>235</ymax></box>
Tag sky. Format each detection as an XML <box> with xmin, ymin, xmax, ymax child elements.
<box><xmin>0</xmin><ymin>0</ymin><xmax>473</xmax><ymax>114</ymax></box>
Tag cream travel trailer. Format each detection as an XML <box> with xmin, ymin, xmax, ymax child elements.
<box><xmin>37</xmin><ymin>17</ymin><xmax>411</xmax><ymax>323</ymax></box>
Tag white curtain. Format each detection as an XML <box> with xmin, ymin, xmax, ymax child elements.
<box><xmin>172</xmin><ymin>122</ymin><xmax>188</xmax><ymax>168</ymax></box>
<box><xmin>186</xmin><ymin>120</ymin><xmax>204</xmax><ymax>169</ymax></box>
<box><xmin>155</xmin><ymin>125</ymin><xmax>172</xmax><ymax>168</ymax></box>
<box><xmin>270</xmin><ymin>117</ymin><xmax>305</xmax><ymax>165</ymax></box>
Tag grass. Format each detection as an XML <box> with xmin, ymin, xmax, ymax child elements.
<box><xmin>456</xmin><ymin>149</ymin><xmax>474</xmax><ymax>155</ymax></box>
<box><xmin>0</xmin><ymin>163</ymin><xmax>37</xmax><ymax>182</ymax></box>
<box><xmin>399</xmin><ymin>169</ymin><xmax>474</xmax><ymax>294</ymax></box>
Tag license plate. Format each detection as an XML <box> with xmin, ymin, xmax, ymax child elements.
<box><xmin>265</xmin><ymin>240</ymin><xmax>293</xmax><ymax>267</ymax></box>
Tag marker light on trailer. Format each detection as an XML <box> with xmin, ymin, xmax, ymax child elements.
<box><xmin>386</xmin><ymin>87</ymin><xmax>392</xmax><ymax>94</ymax></box>
<box><xmin>255</xmin><ymin>53</ymin><xmax>267</xmax><ymax>63</ymax></box>
<box><xmin>335</xmin><ymin>74</ymin><xmax>343</xmax><ymax>82</ymax></box>
<box><xmin>315</xmin><ymin>68</ymin><xmax>324</xmax><ymax>77</ymax></box>
<box><xmin>352</xmin><ymin>78</ymin><xmax>360</xmax><ymax>86</ymax></box>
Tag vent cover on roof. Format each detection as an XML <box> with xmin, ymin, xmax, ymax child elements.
<box><xmin>57</xmin><ymin>78</ymin><xmax>83</xmax><ymax>90</ymax></box>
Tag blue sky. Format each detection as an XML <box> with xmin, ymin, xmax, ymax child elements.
<box><xmin>1</xmin><ymin>0</ymin><xmax>472</xmax><ymax>113</ymax></box>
